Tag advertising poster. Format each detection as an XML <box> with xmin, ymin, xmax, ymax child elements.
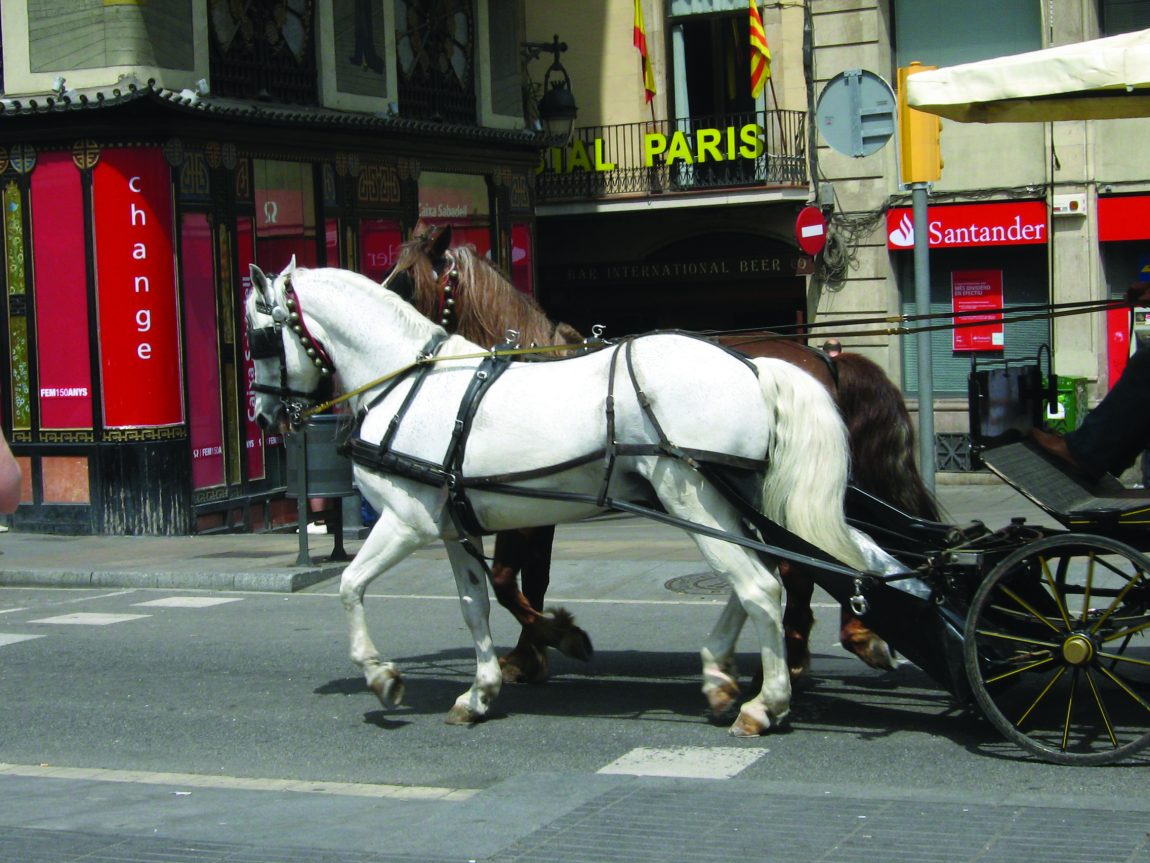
<box><xmin>952</xmin><ymin>269</ymin><xmax>1004</xmax><ymax>352</ymax></box>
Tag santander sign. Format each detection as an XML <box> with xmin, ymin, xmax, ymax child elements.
<box><xmin>887</xmin><ymin>201</ymin><xmax>1047</xmax><ymax>249</ymax></box>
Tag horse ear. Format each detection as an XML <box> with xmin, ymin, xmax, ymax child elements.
<box><xmin>250</xmin><ymin>264</ymin><xmax>269</xmax><ymax>298</ymax></box>
<box><xmin>285</xmin><ymin>255</ymin><xmax>297</xmax><ymax>276</ymax></box>
<box><xmin>429</xmin><ymin>224</ymin><xmax>452</xmax><ymax>259</ymax></box>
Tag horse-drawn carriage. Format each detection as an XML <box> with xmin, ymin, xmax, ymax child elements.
<box><xmin>243</xmin><ymin>231</ymin><xmax>1148</xmax><ymax>767</ymax></box>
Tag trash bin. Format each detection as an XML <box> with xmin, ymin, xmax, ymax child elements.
<box><xmin>1043</xmin><ymin>376</ymin><xmax>1088</xmax><ymax>434</ymax></box>
<box><xmin>285</xmin><ymin>415</ymin><xmax>354</xmax><ymax>499</ymax></box>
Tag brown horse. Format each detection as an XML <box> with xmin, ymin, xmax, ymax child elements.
<box><xmin>385</xmin><ymin>225</ymin><xmax>939</xmax><ymax>682</ymax></box>
<box><xmin>720</xmin><ymin>332</ymin><xmax>940</xmax><ymax>674</ymax></box>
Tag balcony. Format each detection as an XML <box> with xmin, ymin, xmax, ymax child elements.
<box><xmin>536</xmin><ymin>109</ymin><xmax>807</xmax><ymax>203</ymax></box>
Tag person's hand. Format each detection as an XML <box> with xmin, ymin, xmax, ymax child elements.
<box><xmin>1125</xmin><ymin>282</ymin><xmax>1150</xmax><ymax>306</ymax></box>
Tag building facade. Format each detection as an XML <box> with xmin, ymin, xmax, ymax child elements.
<box><xmin>0</xmin><ymin>0</ymin><xmax>542</xmax><ymax>534</ymax></box>
<box><xmin>528</xmin><ymin>0</ymin><xmax>1150</xmax><ymax>470</ymax></box>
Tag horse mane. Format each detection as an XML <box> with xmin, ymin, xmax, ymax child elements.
<box><xmin>404</xmin><ymin>237</ymin><xmax>582</xmax><ymax>348</ymax></box>
<box><xmin>832</xmin><ymin>352</ymin><xmax>941</xmax><ymax>521</ymax></box>
<box><xmin>301</xmin><ymin>265</ymin><xmax>444</xmax><ymax>348</ymax></box>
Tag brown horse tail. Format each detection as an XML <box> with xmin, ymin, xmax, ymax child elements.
<box><xmin>832</xmin><ymin>353</ymin><xmax>941</xmax><ymax>521</ymax></box>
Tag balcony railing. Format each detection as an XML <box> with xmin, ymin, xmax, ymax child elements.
<box><xmin>536</xmin><ymin>109</ymin><xmax>807</xmax><ymax>202</ymax></box>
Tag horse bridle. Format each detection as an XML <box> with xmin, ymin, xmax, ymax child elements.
<box><xmin>248</xmin><ymin>272</ymin><xmax>337</xmax><ymax>427</ymax></box>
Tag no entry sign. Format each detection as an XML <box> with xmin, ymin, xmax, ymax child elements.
<box><xmin>795</xmin><ymin>206</ymin><xmax>828</xmax><ymax>255</ymax></box>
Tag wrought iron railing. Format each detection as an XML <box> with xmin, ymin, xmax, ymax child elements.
<box><xmin>537</xmin><ymin>109</ymin><xmax>807</xmax><ymax>202</ymax></box>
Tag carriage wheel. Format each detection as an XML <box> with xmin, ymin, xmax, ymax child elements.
<box><xmin>963</xmin><ymin>533</ymin><xmax>1150</xmax><ymax>765</ymax></box>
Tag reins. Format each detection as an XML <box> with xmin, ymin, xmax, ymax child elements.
<box><xmin>301</xmin><ymin>340</ymin><xmax>589</xmax><ymax>419</ymax></box>
<box><xmin>710</xmin><ymin>297</ymin><xmax>1126</xmax><ymax>345</ymax></box>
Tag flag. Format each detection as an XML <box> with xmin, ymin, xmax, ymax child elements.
<box><xmin>749</xmin><ymin>0</ymin><xmax>771</xmax><ymax>99</ymax></box>
<box><xmin>634</xmin><ymin>0</ymin><xmax>656</xmax><ymax>103</ymax></box>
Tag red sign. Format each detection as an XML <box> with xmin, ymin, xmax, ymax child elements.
<box><xmin>93</xmin><ymin>148</ymin><xmax>184</xmax><ymax>428</ymax></box>
<box><xmin>1098</xmin><ymin>195</ymin><xmax>1150</xmax><ymax>242</ymax></box>
<box><xmin>795</xmin><ymin>206</ymin><xmax>828</xmax><ymax>255</ymax></box>
<box><xmin>32</xmin><ymin>152</ymin><xmax>94</xmax><ymax>430</ymax></box>
<box><xmin>887</xmin><ymin>201</ymin><xmax>1047</xmax><ymax>250</ymax></box>
<box><xmin>952</xmin><ymin>269</ymin><xmax>1004</xmax><ymax>352</ymax></box>
<box><xmin>182</xmin><ymin>213</ymin><xmax>225</xmax><ymax>490</ymax></box>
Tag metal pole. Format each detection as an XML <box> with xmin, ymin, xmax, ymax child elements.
<box><xmin>912</xmin><ymin>182</ymin><xmax>935</xmax><ymax>493</ymax></box>
<box><xmin>294</xmin><ymin>431</ymin><xmax>312</xmax><ymax>566</ymax></box>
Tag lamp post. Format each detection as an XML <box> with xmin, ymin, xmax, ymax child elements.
<box><xmin>522</xmin><ymin>34</ymin><xmax>577</xmax><ymax>144</ymax></box>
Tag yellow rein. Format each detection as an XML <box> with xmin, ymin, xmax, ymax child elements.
<box><xmin>300</xmin><ymin>341</ymin><xmax>586</xmax><ymax>419</ymax></box>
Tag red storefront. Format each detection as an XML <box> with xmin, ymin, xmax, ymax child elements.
<box><xmin>0</xmin><ymin>90</ymin><xmax>539</xmax><ymax>535</ymax></box>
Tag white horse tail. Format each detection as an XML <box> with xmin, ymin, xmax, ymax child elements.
<box><xmin>751</xmin><ymin>357</ymin><xmax>869</xmax><ymax>573</ymax></box>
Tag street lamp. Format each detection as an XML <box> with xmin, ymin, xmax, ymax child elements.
<box><xmin>522</xmin><ymin>34</ymin><xmax>577</xmax><ymax>144</ymax></box>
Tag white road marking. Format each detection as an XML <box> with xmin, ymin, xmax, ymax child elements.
<box><xmin>0</xmin><ymin>762</ymin><xmax>476</xmax><ymax>801</ymax></box>
<box><xmin>0</xmin><ymin>634</ymin><xmax>45</xmax><ymax>646</ymax></box>
<box><xmin>597</xmin><ymin>746</ymin><xmax>768</xmax><ymax>779</ymax></box>
<box><xmin>28</xmin><ymin>613</ymin><xmax>150</xmax><ymax>626</ymax></box>
<box><xmin>0</xmin><ymin>607</ymin><xmax>29</xmax><ymax>615</ymax></box>
<box><xmin>133</xmin><ymin>597</ymin><xmax>243</xmax><ymax>608</ymax></box>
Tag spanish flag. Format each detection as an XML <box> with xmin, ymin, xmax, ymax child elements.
<box><xmin>749</xmin><ymin>0</ymin><xmax>771</xmax><ymax>99</ymax></box>
<box><xmin>634</xmin><ymin>0</ymin><xmax>656</xmax><ymax>103</ymax></box>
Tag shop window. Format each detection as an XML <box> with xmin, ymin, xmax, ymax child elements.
<box><xmin>182</xmin><ymin>213</ymin><xmax>225</xmax><ymax>492</ymax></box>
<box><xmin>418</xmin><ymin>171</ymin><xmax>491</xmax><ymax>257</ymax></box>
<box><xmin>360</xmin><ymin>218</ymin><xmax>404</xmax><ymax>281</ymax></box>
<box><xmin>477</xmin><ymin>0</ymin><xmax>522</xmax><ymax>126</ymax></box>
<box><xmin>899</xmin><ymin>245</ymin><xmax>1051</xmax><ymax>397</ymax></box>
<box><xmin>893</xmin><ymin>0</ymin><xmax>1041</xmax><ymax>68</ymax></box>
<box><xmin>395</xmin><ymin>0</ymin><xmax>476</xmax><ymax>122</ymax></box>
<box><xmin>2</xmin><ymin>180</ymin><xmax>30</xmax><ymax>430</ymax></box>
<box><xmin>1101</xmin><ymin>0</ymin><xmax>1150</xmax><ymax>35</ymax></box>
<box><xmin>510</xmin><ymin>222</ymin><xmax>533</xmax><ymax>295</ymax></box>
<box><xmin>253</xmin><ymin>160</ymin><xmax>319</xmax><ymax>270</ymax></box>
<box><xmin>208</xmin><ymin>0</ymin><xmax>318</xmax><ymax>104</ymax></box>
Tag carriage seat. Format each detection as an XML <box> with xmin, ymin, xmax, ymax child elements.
<box><xmin>980</xmin><ymin>440</ymin><xmax>1150</xmax><ymax>531</ymax></box>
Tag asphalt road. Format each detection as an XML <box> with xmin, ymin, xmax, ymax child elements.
<box><xmin>1</xmin><ymin>489</ymin><xmax>1149</xmax><ymax>861</ymax></box>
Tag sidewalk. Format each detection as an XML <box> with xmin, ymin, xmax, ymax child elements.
<box><xmin>0</xmin><ymin>474</ymin><xmax>1055</xmax><ymax>593</ymax></box>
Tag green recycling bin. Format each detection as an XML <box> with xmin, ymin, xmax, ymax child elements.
<box><xmin>1043</xmin><ymin>376</ymin><xmax>1087</xmax><ymax>435</ymax></box>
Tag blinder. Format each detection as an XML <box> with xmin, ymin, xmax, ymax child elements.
<box><xmin>247</xmin><ymin>277</ymin><xmax>338</xmax><ymax>428</ymax></box>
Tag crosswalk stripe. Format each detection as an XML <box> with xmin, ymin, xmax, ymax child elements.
<box><xmin>598</xmin><ymin>746</ymin><xmax>768</xmax><ymax>779</ymax></box>
<box><xmin>0</xmin><ymin>634</ymin><xmax>45</xmax><ymax>646</ymax></box>
<box><xmin>133</xmin><ymin>597</ymin><xmax>243</xmax><ymax>608</ymax></box>
<box><xmin>27</xmin><ymin>613</ymin><xmax>150</xmax><ymax>626</ymax></box>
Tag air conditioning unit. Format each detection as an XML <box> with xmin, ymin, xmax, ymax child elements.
<box><xmin>1052</xmin><ymin>193</ymin><xmax>1087</xmax><ymax>217</ymax></box>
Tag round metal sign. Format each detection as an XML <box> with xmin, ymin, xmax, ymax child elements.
<box><xmin>795</xmin><ymin>206</ymin><xmax>828</xmax><ymax>256</ymax></box>
<box><xmin>815</xmin><ymin>69</ymin><xmax>896</xmax><ymax>158</ymax></box>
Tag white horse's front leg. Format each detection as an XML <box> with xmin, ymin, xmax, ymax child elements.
<box><xmin>339</xmin><ymin>511</ymin><xmax>425</xmax><ymax>709</ymax></box>
<box><xmin>443</xmin><ymin>534</ymin><xmax>502</xmax><ymax>726</ymax></box>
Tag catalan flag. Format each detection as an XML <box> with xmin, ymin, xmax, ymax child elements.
<box><xmin>634</xmin><ymin>0</ymin><xmax>656</xmax><ymax>103</ymax></box>
<box><xmin>749</xmin><ymin>0</ymin><xmax>771</xmax><ymax>99</ymax></box>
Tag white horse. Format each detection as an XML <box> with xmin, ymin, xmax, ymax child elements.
<box><xmin>244</xmin><ymin>260</ymin><xmax>872</xmax><ymax>735</ymax></box>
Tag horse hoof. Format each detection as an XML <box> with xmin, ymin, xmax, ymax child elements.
<box><xmin>368</xmin><ymin>667</ymin><xmax>404</xmax><ymax>708</ymax></box>
<box><xmin>445</xmin><ymin>703</ymin><xmax>480</xmax><ymax>726</ymax></box>
<box><xmin>728</xmin><ymin>702</ymin><xmax>783</xmax><ymax>737</ymax></box>
<box><xmin>546</xmin><ymin>607</ymin><xmax>594</xmax><ymax>662</ymax></box>
<box><xmin>702</xmin><ymin>670</ymin><xmax>740</xmax><ymax>718</ymax></box>
<box><xmin>499</xmin><ymin>646</ymin><xmax>550</xmax><ymax>684</ymax></box>
<box><xmin>845</xmin><ymin>635</ymin><xmax>896</xmax><ymax>671</ymax></box>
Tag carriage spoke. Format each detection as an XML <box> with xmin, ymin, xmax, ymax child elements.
<box><xmin>1089</xmin><ymin>568</ymin><xmax>1146</xmax><ymax>634</ymax></box>
<box><xmin>1096</xmin><ymin>650</ymin><xmax>1150</xmax><ymax>668</ymax></box>
<box><xmin>1040</xmin><ymin>555</ymin><xmax>1073</xmax><ymax>629</ymax></box>
<box><xmin>974</xmin><ymin>628</ymin><xmax>1059</xmax><ymax>650</ymax></box>
<box><xmin>1015</xmin><ymin>666</ymin><xmax>1066</xmax><ymax>727</ymax></box>
<box><xmin>983</xmin><ymin>653</ymin><xmax>1056</xmax><ymax>685</ymax></box>
<box><xmin>1083</xmin><ymin>668</ymin><xmax>1119</xmax><ymax>749</ymax></box>
<box><xmin>1094</xmin><ymin>663</ymin><xmax>1150</xmax><ymax>715</ymax></box>
<box><xmin>1080</xmin><ymin>553</ymin><xmax>1096</xmax><ymax>625</ymax></box>
<box><xmin>998</xmin><ymin>586</ymin><xmax>1063</xmax><ymax>634</ymax></box>
<box><xmin>1100</xmin><ymin>617</ymin><xmax>1150</xmax><ymax>645</ymax></box>
<box><xmin>1061</xmin><ymin>668</ymin><xmax>1078</xmax><ymax>752</ymax></box>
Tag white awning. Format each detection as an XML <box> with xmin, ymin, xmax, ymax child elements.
<box><xmin>906</xmin><ymin>28</ymin><xmax>1150</xmax><ymax>123</ymax></box>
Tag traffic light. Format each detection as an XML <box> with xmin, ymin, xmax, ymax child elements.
<box><xmin>897</xmin><ymin>63</ymin><xmax>943</xmax><ymax>184</ymax></box>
